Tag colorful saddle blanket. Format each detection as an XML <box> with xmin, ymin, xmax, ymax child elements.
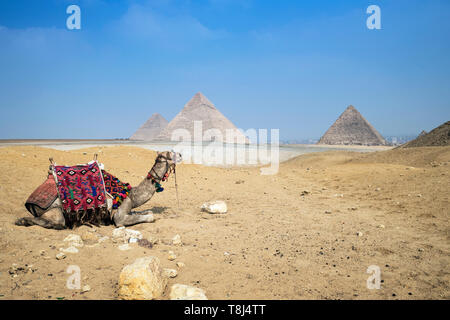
<box><xmin>53</xmin><ymin>162</ymin><xmax>107</xmax><ymax>214</ymax></box>
<box><xmin>102</xmin><ymin>171</ymin><xmax>132</xmax><ymax>209</ymax></box>
<box><xmin>25</xmin><ymin>174</ymin><xmax>58</xmax><ymax>217</ymax></box>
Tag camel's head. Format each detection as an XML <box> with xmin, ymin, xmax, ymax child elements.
<box><xmin>148</xmin><ymin>151</ymin><xmax>182</xmax><ymax>181</ymax></box>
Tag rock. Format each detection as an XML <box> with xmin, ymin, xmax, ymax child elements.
<box><xmin>60</xmin><ymin>246</ymin><xmax>79</xmax><ymax>254</ymax></box>
<box><xmin>375</xmin><ymin>188</ymin><xmax>381</xmax><ymax>192</ymax></box>
<box><xmin>163</xmin><ymin>268</ymin><xmax>178</xmax><ymax>278</ymax></box>
<box><xmin>377</xmin><ymin>224</ymin><xmax>385</xmax><ymax>229</ymax></box>
<box><xmin>176</xmin><ymin>262</ymin><xmax>185</xmax><ymax>268</ymax></box>
<box><xmin>324</xmin><ymin>210</ymin><xmax>332</xmax><ymax>214</ymax></box>
<box><xmin>169</xmin><ymin>284</ymin><xmax>208</xmax><ymax>300</ymax></box>
<box><xmin>56</xmin><ymin>253</ymin><xmax>66</xmax><ymax>260</ymax></box>
<box><xmin>356</xmin><ymin>232</ymin><xmax>363</xmax><ymax>237</ymax></box>
<box><xmin>81</xmin><ymin>285</ymin><xmax>91</xmax><ymax>293</ymax></box>
<box><xmin>39</xmin><ymin>250</ymin><xmax>46</xmax><ymax>256</ymax></box>
<box><xmin>118</xmin><ymin>244</ymin><xmax>131</xmax><ymax>251</ymax></box>
<box><xmin>63</xmin><ymin>234</ymin><xmax>84</xmax><ymax>248</ymax></box>
<box><xmin>112</xmin><ymin>227</ymin><xmax>143</xmax><ymax>243</ymax></box>
<box><xmin>300</xmin><ymin>190</ymin><xmax>310</xmax><ymax>196</ymax></box>
<box><xmin>201</xmin><ymin>201</ymin><xmax>227</xmax><ymax>214</ymax></box>
<box><xmin>172</xmin><ymin>234</ymin><xmax>182</xmax><ymax>246</ymax></box>
<box><xmin>98</xmin><ymin>236</ymin><xmax>109</xmax><ymax>243</ymax></box>
<box><xmin>118</xmin><ymin>256</ymin><xmax>167</xmax><ymax>300</ymax></box>
<box><xmin>168</xmin><ymin>251</ymin><xmax>177</xmax><ymax>261</ymax></box>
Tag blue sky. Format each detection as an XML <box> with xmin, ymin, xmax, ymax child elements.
<box><xmin>0</xmin><ymin>0</ymin><xmax>449</xmax><ymax>140</ymax></box>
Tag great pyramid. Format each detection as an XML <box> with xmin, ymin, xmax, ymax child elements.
<box><xmin>155</xmin><ymin>92</ymin><xmax>248</xmax><ymax>143</ymax></box>
<box><xmin>401</xmin><ymin>121</ymin><xmax>450</xmax><ymax>148</ymax></box>
<box><xmin>317</xmin><ymin>105</ymin><xmax>387</xmax><ymax>146</ymax></box>
<box><xmin>130</xmin><ymin>113</ymin><xmax>169</xmax><ymax>141</ymax></box>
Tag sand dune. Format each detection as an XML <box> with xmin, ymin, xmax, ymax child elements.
<box><xmin>0</xmin><ymin>145</ymin><xmax>448</xmax><ymax>299</ymax></box>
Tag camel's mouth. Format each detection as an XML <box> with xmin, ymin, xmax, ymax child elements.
<box><xmin>172</xmin><ymin>151</ymin><xmax>182</xmax><ymax>164</ymax></box>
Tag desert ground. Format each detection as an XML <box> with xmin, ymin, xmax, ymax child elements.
<box><xmin>0</xmin><ymin>145</ymin><xmax>448</xmax><ymax>300</ymax></box>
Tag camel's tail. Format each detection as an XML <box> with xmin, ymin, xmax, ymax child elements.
<box><xmin>15</xmin><ymin>217</ymin><xmax>65</xmax><ymax>230</ymax></box>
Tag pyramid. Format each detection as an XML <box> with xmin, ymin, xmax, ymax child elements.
<box><xmin>130</xmin><ymin>113</ymin><xmax>169</xmax><ymax>141</ymax></box>
<box><xmin>401</xmin><ymin>121</ymin><xmax>450</xmax><ymax>148</ymax></box>
<box><xmin>317</xmin><ymin>105</ymin><xmax>387</xmax><ymax>146</ymax></box>
<box><xmin>155</xmin><ymin>92</ymin><xmax>248</xmax><ymax>143</ymax></box>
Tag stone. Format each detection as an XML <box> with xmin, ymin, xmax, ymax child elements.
<box><xmin>60</xmin><ymin>246</ymin><xmax>79</xmax><ymax>254</ymax></box>
<box><xmin>56</xmin><ymin>253</ymin><xmax>66</xmax><ymax>260</ymax></box>
<box><xmin>377</xmin><ymin>224</ymin><xmax>385</xmax><ymax>229</ymax></box>
<box><xmin>163</xmin><ymin>268</ymin><xmax>178</xmax><ymax>278</ymax></box>
<box><xmin>176</xmin><ymin>262</ymin><xmax>185</xmax><ymax>268</ymax></box>
<box><xmin>112</xmin><ymin>227</ymin><xmax>143</xmax><ymax>243</ymax></box>
<box><xmin>201</xmin><ymin>201</ymin><xmax>228</xmax><ymax>214</ymax></box>
<box><xmin>168</xmin><ymin>251</ymin><xmax>177</xmax><ymax>261</ymax></box>
<box><xmin>81</xmin><ymin>285</ymin><xmax>91</xmax><ymax>293</ymax></box>
<box><xmin>169</xmin><ymin>284</ymin><xmax>208</xmax><ymax>300</ymax></box>
<box><xmin>63</xmin><ymin>234</ymin><xmax>84</xmax><ymax>248</ymax></box>
<box><xmin>172</xmin><ymin>234</ymin><xmax>182</xmax><ymax>246</ymax></box>
<box><xmin>324</xmin><ymin>210</ymin><xmax>332</xmax><ymax>214</ymax></box>
<box><xmin>356</xmin><ymin>232</ymin><xmax>363</xmax><ymax>237</ymax></box>
<box><xmin>118</xmin><ymin>256</ymin><xmax>167</xmax><ymax>300</ymax></box>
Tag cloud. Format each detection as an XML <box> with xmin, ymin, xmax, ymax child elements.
<box><xmin>110</xmin><ymin>3</ymin><xmax>221</xmax><ymax>49</ymax></box>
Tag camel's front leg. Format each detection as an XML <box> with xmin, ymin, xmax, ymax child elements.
<box><xmin>113</xmin><ymin>197</ymin><xmax>155</xmax><ymax>227</ymax></box>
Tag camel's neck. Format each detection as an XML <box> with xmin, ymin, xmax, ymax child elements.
<box><xmin>129</xmin><ymin>161</ymin><xmax>168</xmax><ymax>209</ymax></box>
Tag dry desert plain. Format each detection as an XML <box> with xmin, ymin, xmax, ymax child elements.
<box><xmin>0</xmin><ymin>145</ymin><xmax>449</xmax><ymax>299</ymax></box>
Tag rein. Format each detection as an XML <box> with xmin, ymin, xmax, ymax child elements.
<box><xmin>147</xmin><ymin>153</ymin><xmax>180</xmax><ymax>210</ymax></box>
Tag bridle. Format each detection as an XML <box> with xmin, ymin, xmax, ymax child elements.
<box><xmin>147</xmin><ymin>152</ymin><xmax>176</xmax><ymax>182</ymax></box>
<box><xmin>147</xmin><ymin>152</ymin><xmax>181</xmax><ymax>209</ymax></box>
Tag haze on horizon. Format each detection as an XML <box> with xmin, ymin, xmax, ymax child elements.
<box><xmin>0</xmin><ymin>0</ymin><xmax>449</xmax><ymax>141</ymax></box>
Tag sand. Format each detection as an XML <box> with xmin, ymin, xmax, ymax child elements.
<box><xmin>0</xmin><ymin>145</ymin><xmax>448</xmax><ymax>300</ymax></box>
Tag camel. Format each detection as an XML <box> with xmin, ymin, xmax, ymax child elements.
<box><xmin>15</xmin><ymin>151</ymin><xmax>181</xmax><ymax>230</ymax></box>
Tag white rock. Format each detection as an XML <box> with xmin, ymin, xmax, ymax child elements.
<box><xmin>201</xmin><ymin>201</ymin><xmax>227</xmax><ymax>214</ymax></box>
<box><xmin>118</xmin><ymin>256</ymin><xmax>167</xmax><ymax>300</ymax></box>
<box><xmin>356</xmin><ymin>232</ymin><xmax>364</xmax><ymax>237</ymax></box>
<box><xmin>168</xmin><ymin>251</ymin><xmax>177</xmax><ymax>261</ymax></box>
<box><xmin>60</xmin><ymin>246</ymin><xmax>79</xmax><ymax>254</ymax></box>
<box><xmin>163</xmin><ymin>268</ymin><xmax>178</xmax><ymax>278</ymax></box>
<box><xmin>377</xmin><ymin>224</ymin><xmax>385</xmax><ymax>229</ymax></box>
<box><xmin>56</xmin><ymin>253</ymin><xmax>66</xmax><ymax>260</ymax></box>
<box><xmin>81</xmin><ymin>285</ymin><xmax>91</xmax><ymax>293</ymax></box>
<box><xmin>98</xmin><ymin>236</ymin><xmax>109</xmax><ymax>243</ymax></box>
<box><xmin>112</xmin><ymin>227</ymin><xmax>143</xmax><ymax>243</ymax></box>
<box><xmin>169</xmin><ymin>284</ymin><xmax>208</xmax><ymax>300</ymax></box>
<box><xmin>172</xmin><ymin>234</ymin><xmax>182</xmax><ymax>246</ymax></box>
<box><xmin>63</xmin><ymin>234</ymin><xmax>84</xmax><ymax>248</ymax></box>
<box><xmin>176</xmin><ymin>262</ymin><xmax>185</xmax><ymax>268</ymax></box>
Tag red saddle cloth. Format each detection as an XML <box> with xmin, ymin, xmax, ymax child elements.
<box><xmin>53</xmin><ymin>162</ymin><xmax>107</xmax><ymax>214</ymax></box>
<box><xmin>25</xmin><ymin>174</ymin><xmax>58</xmax><ymax>217</ymax></box>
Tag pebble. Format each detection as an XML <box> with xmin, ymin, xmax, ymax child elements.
<box><xmin>176</xmin><ymin>262</ymin><xmax>185</xmax><ymax>268</ymax></box>
<box><xmin>81</xmin><ymin>285</ymin><xmax>91</xmax><ymax>293</ymax></box>
<box><xmin>168</xmin><ymin>251</ymin><xmax>177</xmax><ymax>261</ymax></box>
<box><xmin>377</xmin><ymin>224</ymin><xmax>385</xmax><ymax>229</ymax></box>
<box><xmin>56</xmin><ymin>253</ymin><xmax>66</xmax><ymax>260</ymax></box>
<box><xmin>59</xmin><ymin>246</ymin><xmax>79</xmax><ymax>254</ymax></box>
<box><xmin>63</xmin><ymin>234</ymin><xmax>84</xmax><ymax>248</ymax></box>
<box><xmin>172</xmin><ymin>234</ymin><xmax>182</xmax><ymax>246</ymax></box>
<box><xmin>324</xmin><ymin>211</ymin><xmax>332</xmax><ymax>214</ymax></box>
<box><xmin>356</xmin><ymin>232</ymin><xmax>363</xmax><ymax>237</ymax></box>
<box><xmin>163</xmin><ymin>268</ymin><xmax>178</xmax><ymax>278</ymax></box>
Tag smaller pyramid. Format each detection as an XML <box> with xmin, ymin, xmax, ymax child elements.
<box><xmin>401</xmin><ymin>121</ymin><xmax>450</xmax><ymax>148</ymax></box>
<box><xmin>317</xmin><ymin>105</ymin><xmax>387</xmax><ymax>146</ymax></box>
<box><xmin>130</xmin><ymin>113</ymin><xmax>169</xmax><ymax>141</ymax></box>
